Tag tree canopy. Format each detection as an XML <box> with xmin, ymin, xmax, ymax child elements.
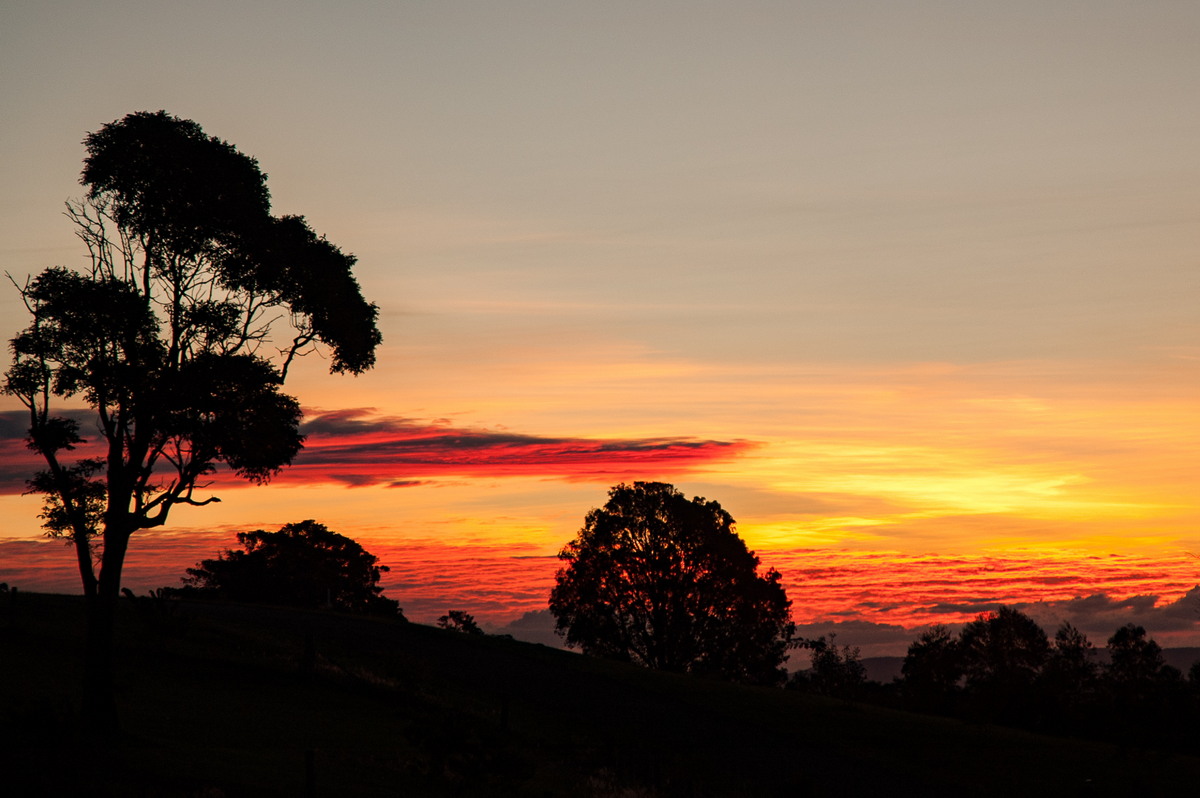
<box><xmin>3</xmin><ymin>110</ymin><xmax>381</xmax><ymax>723</ymax></box>
<box><xmin>548</xmin><ymin>481</ymin><xmax>794</xmax><ymax>686</ymax></box>
<box><xmin>182</xmin><ymin>521</ymin><xmax>402</xmax><ymax>617</ymax></box>
<box><xmin>438</xmin><ymin>610</ymin><xmax>484</xmax><ymax>635</ymax></box>
<box><xmin>958</xmin><ymin>605</ymin><xmax>1050</xmax><ymax>691</ymax></box>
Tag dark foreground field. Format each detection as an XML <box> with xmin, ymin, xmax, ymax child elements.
<box><xmin>2</xmin><ymin>593</ymin><xmax>1199</xmax><ymax>797</ymax></box>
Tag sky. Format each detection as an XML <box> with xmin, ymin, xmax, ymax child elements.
<box><xmin>3</xmin><ymin>1</ymin><xmax>1200</xmax><ymax>656</ymax></box>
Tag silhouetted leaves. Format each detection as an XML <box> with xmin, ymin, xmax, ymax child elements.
<box><xmin>159</xmin><ymin>352</ymin><xmax>303</xmax><ymax>484</ymax></box>
<box><xmin>789</xmin><ymin>634</ymin><xmax>866</xmax><ymax>699</ymax></box>
<box><xmin>549</xmin><ymin>481</ymin><xmax>794</xmax><ymax>686</ymax></box>
<box><xmin>438</xmin><ymin>610</ymin><xmax>484</xmax><ymax>635</ymax></box>
<box><xmin>959</xmin><ymin>607</ymin><xmax>1049</xmax><ymax>687</ymax></box>
<box><xmin>182</xmin><ymin>520</ymin><xmax>402</xmax><ymax>617</ymax></box>
<box><xmin>219</xmin><ymin>214</ymin><xmax>381</xmax><ymax>375</ymax></box>
<box><xmin>900</xmin><ymin>624</ymin><xmax>961</xmax><ymax>713</ymax></box>
<box><xmin>81</xmin><ymin>110</ymin><xmax>270</xmax><ymax>258</ymax></box>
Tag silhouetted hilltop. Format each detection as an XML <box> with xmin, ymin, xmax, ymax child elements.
<box><xmin>2</xmin><ymin>592</ymin><xmax>1199</xmax><ymax>796</ymax></box>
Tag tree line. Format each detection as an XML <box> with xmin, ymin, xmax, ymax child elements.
<box><xmin>791</xmin><ymin>606</ymin><xmax>1199</xmax><ymax>750</ymax></box>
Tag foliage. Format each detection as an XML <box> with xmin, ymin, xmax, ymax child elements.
<box><xmin>958</xmin><ymin>606</ymin><xmax>1049</xmax><ymax>690</ymax></box>
<box><xmin>182</xmin><ymin>520</ymin><xmax>401</xmax><ymax>616</ymax></box>
<box><xmin>1042</xmin><ymin>622</ymin><xmax>1098</xmax><ymax>700</ymax></box>
<box><xmin>789</xmin><ymin>634</ymin><xmax>866</xmax><ymax>698</ymax></box>
<box><xmin>548</xmin><ymin>481</ymin><xmax>794</xmax><ymax>685</ymax></box>
<box><xmin>900</xmin><ymin>624</ymin><xmax>961</xmax><ymax>711</ymax></box>
<box><xmin>1105</xmin><ymin>623</ymin><xmax>1167</xmax><ymax>685</ymax></box>
<box><xmin>438</xmin><ymin>610</ymin><xmax>484</xmax><ymax>635</ymax></box>
<box><xmin>956</xmin><ymin>607</ymin><xmax>1050</xmax><ymax>721</ymax></box>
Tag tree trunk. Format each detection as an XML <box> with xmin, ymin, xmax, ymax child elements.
<box><xmin>81</xmin><ymin>525</ymin><xmax>132</xmax><ymax>731</ymax></box>
<box><xmin>73</xmin><ymin>533</ymin><xmax>98</xmax><ymax>599</ymax></box>
<box><xmin>82</xmin><ymin>590</ymin><xmax>118</xmax><ymax>731</ymax></box>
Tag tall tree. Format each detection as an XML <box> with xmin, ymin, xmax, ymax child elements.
<box><xmin>3</xmin><ymin>111</ymin><xmax>381</xmax><ymax>725</ymax></box>
<box><xmin>957</xmin><ymin>606</ymin><xmax>1049</xmax><ymax>722</ymax></box>
<box><xmin>958</xmin><ymin>606</ymin><xmax>1049</xmax><ymax>691</ymax></box>
<box><xmin>548</xmin><ymin>481</ymin><xmax>794</xmax><ymax>686</ymax></box>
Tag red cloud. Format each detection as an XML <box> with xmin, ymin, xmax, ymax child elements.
<box><xmin>272</xmin><ymin>408</ymin><xmax>754</xmax><ymax>487</ymax></box>
<box><xmin>0</xmin><ymin>408</ymin><xmax>755</xmax><ymax>494</ymax></box>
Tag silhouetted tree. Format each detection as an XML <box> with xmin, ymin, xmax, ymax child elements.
<box><xmin>1037</xmin><ymin>622</ymin><xmax>1099</xmax><ymax>727</ymax></box>
<box><xmin>959</xmin><ymin>607</ymin><xmax>1049</xmax><ymax>688</ymax></box>
<box><xmin>1047</xmin><ymin>622</ymin><xmax>1097</xmax><ymax>681</ymax></box>
<box><xmin>900</xmin><ymin>624</ymin><xmax>961</xmax><ymax>713</ymax></box>
<box><xmin>1103</xmin><ymin>623</ymin><xmax>1187</xmax><ymax>744</ymax></box>
<box><xmin>1045</xmin><ymin>622</ymin><xmax>1096</xmax><ymax>685</ymax></box>
<box><xmin>1106</xmin><ymin>623</ymin><xmax>1167</xmax><ymax>685</ymax></box>
<box><xmin>438</xmin><ymin>610</ymin><xmax>484</xmax><ymax>635</ymax></box>
<box><xmin>958</xmin><ymin>606</ymin><xmax>1049</xmax><ymax>722</ymax></box>
<box><xmin>789</xmin><ymin>634</ymin><xmax>866</xmax><ymax>699</ymax></box>
<box><xmin>2</xmin><ymin>111</ymin><xmax>381</xmax><ymax>725</ymax></box>
<box><xmin>548</xmin><ymin>482</ymin><xmax>794</xmax><ymax>685</ymax></box>
<box><xmin>183</xmin><ymin>521</ymin><xmax>401</xmax><ymax>616</ymax></box>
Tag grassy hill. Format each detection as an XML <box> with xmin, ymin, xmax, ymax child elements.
<box><xmin>2</xmin><ymin>592</ymin><xmax>1199</xmax><ymax>797</ymax></box>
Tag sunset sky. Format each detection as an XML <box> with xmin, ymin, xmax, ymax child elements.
<box><xmin>3</xmin><ymin>1</ymin><xmax>1200</xmax><ymax>655</ymax></box>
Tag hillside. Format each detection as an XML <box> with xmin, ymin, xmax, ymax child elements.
<box><xmin>2</xmin><ymin>592</ymin><xmax>1199</xmax><ymax>796</ymax></box>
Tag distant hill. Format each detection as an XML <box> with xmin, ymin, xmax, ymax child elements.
<box><xmin>862</xmin><ymin>655</ymin><xmax>905</xmax><ymax>683</ymax></box>
<box><xmin>1165</xmin><ymin>647</ymin><xmax>1200</xmax><ymax>675</ymax></box>
<box><xmin>3</xmin><ymin>592</ymin><xmax>1200</xmax><ymax>796</ymax></box>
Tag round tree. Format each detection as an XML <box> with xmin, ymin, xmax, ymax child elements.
<box><xmin>548</xmin><ymin>481</ymin><xmax>794</xmax><ymax>685</ymax></box>
<box><xmin>958</xmin><ymin>606</ymin><xmax>1049</xmax><ymax>690</ymax></box>
<box><xmin>183</xmin><ymin>520</ymin><xmax>401</xmax><ymax>616</ymax></box>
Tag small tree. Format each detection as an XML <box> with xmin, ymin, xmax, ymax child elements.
<box><xmin>3</xmin><ymin>111</ymin><xmax>381</xmax><ymax>724</ymax></box>
<box><xmin>548</xmin><ymin>481</ymin><xmax>794</xmax><ymax>685</ymax></box>
<box><xmin>438</xmin><ymin>610</ymin><xmax>484</xmax><ymax>635</ymax></box>
<box><xmin>182</xmin><ymin>521</ymin><xmax>401</xmax><ymax>616</ymax></box>
<box><xmin>790</xmin><ymin>634</ymin><xmax>866</xmax><ymax>699</ymax></box>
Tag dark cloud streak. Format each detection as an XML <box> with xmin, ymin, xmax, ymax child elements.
<box><xmin>283</xmin><ymin>408</ymin><xmax>755</xmax><ymax>487</ymax></box>
<box><xmin>0</xmin><ymin>408</ymin><xmax>754</xmax><ymax>494</ymax></box>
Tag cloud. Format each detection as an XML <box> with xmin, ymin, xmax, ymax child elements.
<box><xmin>490</xmin><ymin>609</ymin><xmax>565</xmax><ymax>648</ymax></box>
<box><xmin>1009</xmin><ymin>587</ymin><xmax>1200</xmax><ymax>640</ymax></box>
<box><xmin>0</xmin><ymin>407</ymin><xmax>754</xmax><ymax>495</ymax></box>
<box><xmin>280</xmin><ymin>408</ymin><xmax>754</xmax><ymax>487</ymax></box>
<box><xmin>0</xmin><ymin>409</ymin><xmax>106</xmax><ymax>496</ymax></box>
